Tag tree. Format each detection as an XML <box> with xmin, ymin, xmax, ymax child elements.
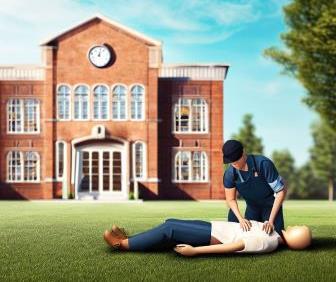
<box><xmin>231</xmin><ymin>114</ymin><xmax>264</xmax><ymax>155</ymax></box>
<box><xmin>264</xmin><ymin>0</ymin><xmax>336</xmax><ymax>130</ymax></box>
<box><xmin>294</xmin><ymin>163</ymin><xmax>327</xmax><ymax>199</ymax></box>
<box><xmin>271</xmin><ymin>150</ymin><xmax>296</xmax><ymax>198</ymax></box>
<box><xmin>310</xmin><ymin>119</ymin><xmax>336</xmax><ymax>201</ymax></box>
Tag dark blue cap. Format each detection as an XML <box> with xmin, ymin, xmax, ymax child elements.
<box><xmin>222</xmin><ymin>140</ymin><xmax>244</xmax><ymax>164</ymax></box>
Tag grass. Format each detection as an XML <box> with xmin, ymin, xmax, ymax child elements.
<box><xmin>0</xmin><ymin>200</ymin><xmax>335</xmax><ymax>281</ymax></box>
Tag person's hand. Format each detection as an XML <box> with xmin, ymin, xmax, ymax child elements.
<box><xmin>239</xmin><ymin>218</ymin><xmax>252</xmax><ymax>232</ymax></box>
<box><xmin>174</xmin><ymin>244</ymin><xmax>197</xmax><ymax>257</ymax></box>
<box><xmin>262</xmin><ymin>221</ymin><xmax>274</xmax><ymax>235</ymax></box>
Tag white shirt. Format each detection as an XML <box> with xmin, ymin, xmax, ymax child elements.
<box><xmin>210</xmin><ymin>220</ymin><xmax>280</xmax><ymax>253</ymax></box>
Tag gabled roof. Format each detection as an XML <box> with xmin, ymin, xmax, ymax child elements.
<box><xmin>39</xmin><ymin>13</ymin><xmax>162</xmax><ymax>47</ymax></box>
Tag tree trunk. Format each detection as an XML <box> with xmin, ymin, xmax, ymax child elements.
<box><xmin>328</xmin><ymin>177</ymin><xmax>334</xmax><ymax>201</ymax></box>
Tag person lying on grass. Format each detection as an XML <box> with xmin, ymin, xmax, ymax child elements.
<box><xmin>103</xmin><ymin>218</ymin><xmax>311</xmax><ymax>256</ymax></box>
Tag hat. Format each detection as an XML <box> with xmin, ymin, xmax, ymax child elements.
<box><xmin>222</xmin><ymin>140</ymin><xmax>244</xmax><ymax>164</ymax></box>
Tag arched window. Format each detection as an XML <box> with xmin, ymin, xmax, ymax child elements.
<box><xmin>174</xmin><ymin>151</ymin><xmax>208</xmax><ymax>182</ymax></box>
<box><xmin>173</xmin><ymin>98</ymin><xmax>208</xmax><ymax>133</ymax></box>
<box><xmin>7</xmin><ymin>151</ymin><xmax>40</xmax><ymax>182</ymax></box>
<box><xmin>133</xmin><ymin>141</ymin><xmax>146</xmax><ymax>179</ymax></box>
<box><xmin>131</xmin><ymin>85</ymin><xmax>144</xmax><ymax>120</ymax></box>
<box><xmin>57</xmin><ymin>85</ymin><xmax>71</xmax><ymax>120</ymax></box>
<box><xmin>93</xmin><ymin>85</ymin><xmax>108</xmax><ymax>120</ymax></box>
<box><xmin>175</xmin><ymin>151</ymin><xmax>190</xmax><ymax>181</ymax></box>
<box><xmin>74</xmin><ymin>85</ymin><xmax>89</xmax><ymax>120</ymax></box>
<box><xmin>24</xmin><ymin>152</ymin><xmax>40</xmax><ymax>182</ymax></box>
<box><xmin>191</xmin><ymin>98</ymin><xmax>207</xmax><ymax>132</ymax></box>
<box><xmin>192</xmin><ymin>151</ymin><xmax>208</xmax><ymax>181</ymax></box>
<box><xmin>7</xmin><ymin>99</ymin><xmax>40</xmax><ymax>133</ymax></box>
<box><xmin>7</xmin><ymin>151</ymin><xmax>22</xmax><ymax>182</ymax></box>
<box><xmin>112</xmin><ymin>85</ymin><xmax>127</xmax><ymax>120</ymax></box>
<box><xmin>56</xmin><ymin>141</ymin><xmax>66</xmax><ymax>180</ymax></box>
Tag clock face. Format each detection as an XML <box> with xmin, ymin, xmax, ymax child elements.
<box><xmin>88</xmin><ymin>45</ymin><xmax>111</xmax><ymax>68</ymax></box>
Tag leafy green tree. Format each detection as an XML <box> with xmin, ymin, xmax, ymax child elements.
<box><xmin>264</xmin><ymin>0</ymin><xmax>336</xmax><ymax>129</ymax></box>
<box><xmin>231</xmin><ymin>114</ymin><xmax>264</xmax><ymax>155</ymax></box>
<box><xmin>294</xmin><ymin>163</ymin><xmax>327</xmax><ymax>199</ymax></box>
<box><xmin>271</xmin><ymin>150</ymin><xmax>296</xmax><ymax>198</ymax></box>
<box><xmin>310</xmin><ymin>120</ymin><xmax>336</xmax><ymax>201</ymax></box>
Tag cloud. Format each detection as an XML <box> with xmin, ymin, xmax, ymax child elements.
<box><xmin>0</xmin><ymin>0</ymin><xmax>287</xmax><ymax>64</ymax></box>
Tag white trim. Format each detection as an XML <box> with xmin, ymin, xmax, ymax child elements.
<box><xmin>56</xmin><ymin>84</ymin><xmax>72</xmax><ymax>120</ymax></box>
<box><xmin>55</xmin><ymin>141</ymin><xmax>66</xmax><ymax>181</ymax></box>
<box><xmin>40</xmin><ymin>13</ymin><xmax>162</xmax><ymax>46</ymax></box>
<box><xmin>129</xmin><ymin>83</ymin><xmax>146</xmax><ymax>121</ymax></box>
<box><xmin>71</xmin><ymin>133</ymin><xmax>129</xmax><ymax>200</ymax></box>
<box><xmin>160</xmin><ymin>64</ymin><xmax>229</xmax><ymax>80</ymax></box>
<box><xmin>6</xmin><ymin>98</ymin><xmax>41</xmax><ymax>134</ymax></box>
<box><xmin>75</xmin><ymin>144</ymin><xmax>128</xmax><ymax>199</ymax></box>
<box><xmin>6</xmin><ymin>151</ymin><xmax>41</xmax><ymax>183</ymax></box>
<box><xmin>73</xmin><ymin>83</ymin><xmax>90</xmax><ymax>120</ymax></box>
<box><xmin>172</xmin><ymin>150</ymin><xmax>209</xmax><ymax>183</ymax></box>
<box><xmin>111</xmin><ymin>83</ymin><xmax>128</xmax><ymax>121</ymax></box>
<box><xmin>91</xmin><ymin>83</ymin><xmax>110</xmax><ymax>120</ymax></box>
<box><xmin>132</xmin><ymin>141</ymin><xmax>147</xmax><ymax>181</ymax></box>
<box><xmin>172</xmin><ymin>98</ymin><xmax>209</xmax><ymax>134</ymax></box>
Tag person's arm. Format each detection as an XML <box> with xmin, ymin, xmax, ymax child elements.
<box><xmin>225</xmin><ymin>187</ymin><xmax>251</xmax><ymax>231</ymax></box>
<box><xmin>174</xmin><ymin>241</ymin><xmax>245</xmax><ymax>257</ymax></box>
<box><xmin>259</xmin><ymin>159</ymin><xmax>288</xmax><ymax>234</ymax></box>
<box><xmin>264</xmin><ymin>182</ymin><xmax>288</xmax><ymax>234</ymax></box>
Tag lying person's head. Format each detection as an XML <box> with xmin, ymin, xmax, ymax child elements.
<box><xmin>282</xmin><ymin>226</ymin><xmax>312</xmax><ymax>250</ymax></box>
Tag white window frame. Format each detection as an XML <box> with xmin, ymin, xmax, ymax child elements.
<box><xmin>130</xmin><ymin>84</ymin><xmax>145</xmax><ymax>121</ymax></box>
<box><xmin>24</xmin><ymin>152</ymin><xmax>40</xmax><ymax>182</ymax></box>
<box><xmin>132</xmin><ymin>141</ymin><xmax>147</xmax><ymax>180</ymax></box>
<box><xmin>6</xmin><ymin>151</ymin><xmax>40</xmax><ymax>183</ymax></box>
<box><xmin>111</xmin><ymin>84</ymin><xmax>128</xmax><ymax>121</ymax></box>
<box><xmin>57</xmin><ymin>84</ymin><xmax>71</xmax><ymax>120</ymax></box>
<box><xmin>92</xmin><ymin>84</ymin><xmax>109</xmax><ymax>121</ymax></box>
<box><xmin>73</xmin><ymin>84</ymin><xmax>90</xmax><ymax>120</ymax></box>
<box><xmin>172</xmin><ymin>150</ymin><xmax>209</xmax><ymax>183</ymax></box>
<box><xmin>172</xmin><ymin>98</ymin><xmax>209</xmax><ymax>134</ymax></box>
<box><xmin>7</xmin><ymin>99</ymin><xmax>40</xmax><ymax>134</ymax></box>
<box><xmin>56</xmin><ymin>141</ymin><xmax>67</xmax><ymax>181</ymax></box>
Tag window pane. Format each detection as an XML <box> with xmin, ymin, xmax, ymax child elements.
<box><xmin>57</xmin><ymin>86</ymin><xmax>70</xmax><ymax>119</ymax></box>
<box><xmin>93</xmin><ymin>85</ymin><xmax>108</xmax><ymax>120</ymax></box>
<box><xmin>112</xmin><ymin>85</ymin><xmax>127</xmax><ymax>120</ymax></box>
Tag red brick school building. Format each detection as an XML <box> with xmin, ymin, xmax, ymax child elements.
<box><xmin>0</xmin><ymin>14</ymin><xmax>229</xmax><ymax>200</ymax></box>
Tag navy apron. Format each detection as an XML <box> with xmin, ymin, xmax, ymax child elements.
<box><xmin>227</xmin><ymin>155</ymin><xmax>284</xmax><ymax>234</ymax></box>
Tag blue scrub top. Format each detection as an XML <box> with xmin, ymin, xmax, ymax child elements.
<box><xmin>223</xmin><ymin>155</ymin><xmax>285</xmax><ymax>193</ymax></box>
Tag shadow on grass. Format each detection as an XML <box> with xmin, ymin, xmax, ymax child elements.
<box><xmin>309</xmin><ymin>237</ymin><xmax>336</xmax><ymax>251</ymax></box>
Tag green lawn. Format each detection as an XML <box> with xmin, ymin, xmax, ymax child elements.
<box><xmin>0</xmin><ymin>200</ymin><xmax>335</xmax><ymax>281</ymax></box>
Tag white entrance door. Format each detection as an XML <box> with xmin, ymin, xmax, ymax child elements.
<box><xmin>77</xmin><ymin>147</ymin><xmax>125</xmax><ymax>198</ymax></box>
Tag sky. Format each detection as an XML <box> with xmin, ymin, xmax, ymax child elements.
<box><xmin>0</xmin><ymin>0</ymin><xmax>316</xmax><ymax>166</ymax></box>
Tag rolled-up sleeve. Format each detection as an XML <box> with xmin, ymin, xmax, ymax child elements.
<box><xmin>260</xmin><ymin>160</ymin><xmax>285</xmax><ymax>193</ymax></box>
<box><xmin>268</xmin><ymin>175</ymin><xmax>285</xmax><ymax>193</ymax></box>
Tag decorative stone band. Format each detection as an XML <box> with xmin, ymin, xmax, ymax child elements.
<box><xmin>159</xmin><ymin>64</ymin><xmax>230</xmax><ymax>81</ymax></box>
<box><xmin>0</xmin><ymin>65</ymin><xmax>45</xmax><ymax>81</ymax></box>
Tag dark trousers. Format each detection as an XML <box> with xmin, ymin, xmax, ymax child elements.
<box><xmin>228</xmin><ymin>205</ymin><xmax>284</xmax><ymax>234</ymax></box>
<box><xmin>128</xmin><ymin>218</ymin><xmax>212</xmax><ymax>251</ymax></box>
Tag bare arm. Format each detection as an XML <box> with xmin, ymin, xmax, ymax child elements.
<box><xmin>225</xmin><ymin>187</ymin><xmax>251</xmax><ymax>231</ymax></box>
<box><xmin>263</xmin><ymin>182</ymin><xmax>288</xmax><ymax>234</ymax></box>
<box><xmin>269</xmin><ymin>184</ymin><xmax>287</xmax><ymax>224</ymax></box>
<box><xmin>174</xmin><ymin>241</ymin><xmax>245</xmax><ymax>257</ymax></box>
<box><xmin>225</xmin><ymin>187</ymin><xmax>243</xmax><ymax>220</ymax></box>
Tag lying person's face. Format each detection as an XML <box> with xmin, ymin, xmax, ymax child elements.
<box><xmin>282</xmin><ymin>226</ymin><xmax>312</xmax><ymax>250</ymax></box>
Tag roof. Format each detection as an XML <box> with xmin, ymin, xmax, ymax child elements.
<box><xmin>39</xmin><ymin>13</ymin><xmax>162</xmax><ymax>47</ymax></box>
